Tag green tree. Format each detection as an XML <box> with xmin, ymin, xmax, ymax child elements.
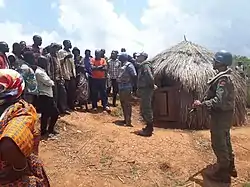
<box><xmin>233</xmin><ymin>55</ymin><xmax>250</xmax><ymax>66</ymax></box>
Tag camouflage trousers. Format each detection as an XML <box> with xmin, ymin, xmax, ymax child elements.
<box><xmin>210</xmin><ymin>111</ymin><xmax>234</xmax><ymax>169</ymax></box>
<box><xmin>138</xmin><ymin>88</ymin><xmax>154</xmax><ymax>124</ymax></box>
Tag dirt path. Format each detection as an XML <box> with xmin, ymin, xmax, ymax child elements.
<box><xmin>39</xmin><ymin>107</ymin><xmax>250</xmax><ymax>187</ymax></box>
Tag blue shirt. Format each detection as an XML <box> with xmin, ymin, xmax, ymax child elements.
<box><xmin>84</xmin><ymin>57</ymin><xmax>92</xmax><ymax>76</ymax></box>
<box><xmin>117</xmin><ymin>62</ymin><xmax>137</xmax><ymax>91</ymax></box>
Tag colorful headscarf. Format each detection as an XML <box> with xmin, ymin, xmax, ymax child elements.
<box><xmin>0</xmin><ymin>69</ymin><xmax>25</xmax><ymax>104</ymax></box>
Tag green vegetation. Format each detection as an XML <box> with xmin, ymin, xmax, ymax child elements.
<box><xmin>233</xmin><ymin>55</ymin><xmax>250</xmax><ymax>77</ymax></box>
<box><xmin>234</xmin><ymin>55</ymin><xmax>250</xmax><ymax>65</ymax></box>
<box><xmin>243</xmin><ymin>183</ymin><xmax>250</xmax><ymax>187</ymax></box>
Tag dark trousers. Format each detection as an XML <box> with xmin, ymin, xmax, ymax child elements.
<box><xmin>65</xmin><ymin>78</ymin><xmax>76</xmax><ymax>110</ymax></box>
<box><xmin>132</xmin><ymin>79</ymin><xmax>138</xmax><ymax>95</ymax></box>
<box><xmin>38</xmin><ymin>95</ymin><xmax>59</xmax><ymax>135</ymax></box>
<box><xmin>107</xmin><ymin>79</ymin><xmax>119</xmax><ymax>106</ymax></box>
<box><xmin>111</xmin><ymin>79</ymin><xmax>119</xmax><ymax>106</ymax></box>
<box><xmin>89</xmin><ymin>77</ymin><xmax>93</xmax><ymax>103</ymax></box>
<box><xmin>91</xmin><ymin>78</ymin><xmax>108</xmax><ymax>109</ymax></box>
<box><xmin>119</xmin><ymin>89</ymin><xmax>132</xmax><ymax>125</ymax></box>
<box><xmin>107</xmin><ymin>86</ymin><xmax>111</xmax><ymax>96</ymax></box>
<box><xmin>53</xmin><ymin>80</ymin><xmax>68</xmax><ymax>113</ymax></box>
<box><xmin>22</xmin><ymin>94</ymin><xmax>35</xmax><ymax>104</ymax></box>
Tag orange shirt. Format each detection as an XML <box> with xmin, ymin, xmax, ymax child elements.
<box><xmin>91</xmin><ymin>58</ymin><xmax>107</xmax><ymax>79</ymax></box>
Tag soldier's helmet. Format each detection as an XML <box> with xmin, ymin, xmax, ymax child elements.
<box><xmin>138</xmin><ymin>52</ymin><xmax>148</xmax><ymax>60</ymax></box>
<box><xmin>0</xmin><ymin>41</ymin><xmax>9</xmax><ymax>53</ymax></box>
<box><xmin>214</xmin><ymin>50</ymin><xmax>233</xmax><ymax>66</ymax></box>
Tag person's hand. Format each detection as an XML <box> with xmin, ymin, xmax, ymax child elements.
<box><xmin>0</xmin><ymin>166</ymin><xmax>30</xmax><ymax>185</ymax></box>
<box><xmin>65</xmin><ymin>54</ymin><xmax>73</xmax><ymax>59</ymax></box>
<box><xmin>154</xmin><ymin>85</ymin><xmax>158</xmax><ymax>90</ymax></box>
<box><xmin>85</xmin><ymin>73</ymin><xmax>89</xmax><ymax>80</ymax></box>
<box><xmin>192</xmin><ymin>100</ymin><xmax>202</xmax><ymax>108</ymax></box>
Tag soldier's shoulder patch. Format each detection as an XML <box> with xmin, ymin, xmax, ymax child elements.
<box><xmin>143</xmin><ymin>68</ymin><xmax>149</xmax><ymax>73</ymax></box>
<box><xmin>218</xmin><ymin>79</ymin><xmax>227</xmax><ymax>86</ymax></box>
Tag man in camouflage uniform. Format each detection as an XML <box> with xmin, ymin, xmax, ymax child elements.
<box><xmin>136</xmin><ymin>52</ymin><xmax>155</xmax><ymax>137</ymax></box>
<box><xmin>193</xmin><ymin>50</ymin><xmax>237</xmax><ymax>183</ymax></box>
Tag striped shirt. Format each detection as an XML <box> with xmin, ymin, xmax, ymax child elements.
<box><xmin>108</xmin><ymin>59</ymin><xmax>121</xmax><ymax>79</ymax></box>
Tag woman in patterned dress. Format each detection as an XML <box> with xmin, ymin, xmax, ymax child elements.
<box><xmin>0</xmin><ymin>69</ymin><xmax>50</xmax><ymax>186</ymax></box>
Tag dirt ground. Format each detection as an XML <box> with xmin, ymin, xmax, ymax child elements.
<box><xmin>39</xmin><ymin>104</ymin><xmax>250</xmax><ymax>187</ymax></box>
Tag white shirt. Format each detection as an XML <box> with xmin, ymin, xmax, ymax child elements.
<box><xmin>35</xmin><ymin>67</ymin><xmax>54</xmax><ymax>97</ymax></box>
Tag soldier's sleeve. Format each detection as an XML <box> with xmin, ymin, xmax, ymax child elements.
<box><xmin>202</xmin><ymin>77</ymin><xmax>231</xmax><ymax>109</ymax></box>
<box><xmin>144</xmin><ymin>64</ymin><xmax>154</xmax><ymax>87</ymax></box>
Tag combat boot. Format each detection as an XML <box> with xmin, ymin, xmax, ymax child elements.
<box><xmin>137</xmin><ymin>123</ymin><xmax>153</xmax><ymax>137</ymax></box>
<box><xmin>229</xmin><ymin>159</ymin><xmax>238</xmax><ymax>178</ymax></box>
<box><xmin>205</xmin><ymin>167</ymin><xmax>231</xmax><ymax>183</ymax></box>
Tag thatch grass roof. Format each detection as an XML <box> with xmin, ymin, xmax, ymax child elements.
<box><xmin>151</xmin><ymin>40</ymin><xmax>247</xmax><ymax>129</ymax></box>
<box><xmin>153</xmin><ymin>41</ymin><xmax>215</xmax><ymax>94</ymax></box>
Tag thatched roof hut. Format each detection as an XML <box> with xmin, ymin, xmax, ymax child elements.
<box><xmin>151</xmin><ymin>40</ymin><xmax>246</xmax><ymax>129</ymax></box>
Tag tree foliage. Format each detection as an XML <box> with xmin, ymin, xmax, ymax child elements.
<box><xmin>233</xmin><ymin>55</ymin><xmax>250</xmax><ymax>66</ymax></box>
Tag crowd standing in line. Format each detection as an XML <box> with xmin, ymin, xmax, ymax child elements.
<box><xmin>0</xmin><ymin>34</ymin><xmax>238</xmax><ymax>185</ymax></box>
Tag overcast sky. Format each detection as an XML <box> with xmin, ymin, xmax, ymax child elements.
<box><xmin>0</xmin><ymin>0</ymin><xmax>249</xmax><ymax>57</ymax></box>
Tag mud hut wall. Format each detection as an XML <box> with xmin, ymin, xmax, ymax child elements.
<box><xmin>153</xmin><ymin>85</ymin><xmax>210</xmax><ymax>129</ymax></box>
<box><xmin>153</xmin><ymin>86</ymin><xmax>181</xmax><ymax>123</ymax></box>
<box><xmin>178</xmin><ymin>89</ymin><xmax>210</xmax><ymax>129</ymax></box>
<box><xmin>153</xmin><ymin>75</ymin><xmax>211</xmax><ymax>129</ymax></box>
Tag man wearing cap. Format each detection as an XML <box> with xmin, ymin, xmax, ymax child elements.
<box><xmin>117</xmin><ymin>53</ymin><xmax>137</xmax><ymax>126</ymax></box>
<box><xmin>136</xmin><ymin>52</ymin><xmax>155</xmax><ymax>137</ymax></box>
<box><xmin>193</xmin><ymin>50</ymin><xmax>237</xmax><ymax>183</ymax></box>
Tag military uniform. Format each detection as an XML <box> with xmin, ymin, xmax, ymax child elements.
<box><xmin>203</xmin><ymin>69</ymin><xmax>235</xmax><ymax>168</ymax></box>
<box><xmin>194</xmin><ymin>50</ymin><xmax>237</xmax><ymax>183</ymax></box>
<box><xmin>137</xmin><ymin>54</ymin><xmax>155</xmax><ymax>136</ymax></box>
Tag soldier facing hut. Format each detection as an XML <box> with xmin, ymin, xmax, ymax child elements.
<box><xmin>151</xmin><ymin>39</ymin><xmax>246</xmax><ymax>129</ymax></box>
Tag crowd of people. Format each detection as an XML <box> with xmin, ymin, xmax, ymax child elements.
<box><xmin>0</xmin><ymin>35</ymin><xmax>156</xmax><ymax>138</ymax></box>
<box><xmin>0</xmin><ymin>35</ymin><xmax>156</xmax><ymax>186</ymax></box>
<box><xmin>0</xmin><ymin>34</ymin><xmax>238</xmax><ymax>186</ymax></box>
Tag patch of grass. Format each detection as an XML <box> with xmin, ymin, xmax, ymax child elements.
<box><xmin>159</xmin><ymin>162</ymin><xmax>171</xmax><ymax>172</ymax></box>
<box><xmin>243</xmin><ymin>183</ymin><xmax>250</xmax><ymax>187</ymax></box>
<box><xmin>110</xmin><ymin>105</ymin><xmax>123</xmax><ymax>117</ymax></box>
<box><xmin>100</xmin><ymin>155</ymin><xmax>112</xmax><ymax>164</ymax></box>
<box><xmin>130</xmin><ymin>164</ymin><xmax>139</xmax><ymax>177</ymax></box>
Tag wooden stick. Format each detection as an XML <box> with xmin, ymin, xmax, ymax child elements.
<box><xmin>117</xmin><ymin>175</ymin><xmax>125</xmax><ymax>184</ymax></box>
